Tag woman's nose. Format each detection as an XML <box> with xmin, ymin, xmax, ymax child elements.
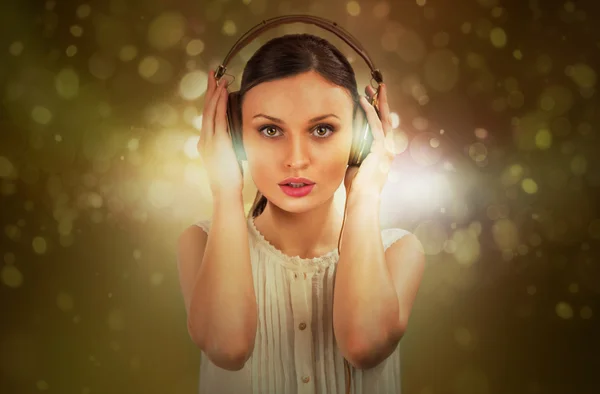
<box><xmin>284</xmin><ymin>136</ymin><xmax>310</xmax><ymax>169</ymax></box>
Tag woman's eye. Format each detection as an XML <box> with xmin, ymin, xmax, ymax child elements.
<box><xmin>259</xmin><ymin>126</ymin><xmax>281</xmax><ymax>137</ymax></box>
<box><xmin>258</xmin><ymin>124</ymin><xmax>336</xmax><ymax>138</ymax></box>
<box><xmin>313</xmin><ymin>124</ymin><xmax>335</xmax><ymax>138</ymax></box>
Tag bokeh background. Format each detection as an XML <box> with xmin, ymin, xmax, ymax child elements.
<box><xmin>1</xmin><ymin>0</ymin><xmax>599</xmax><ymax>393</ymax></box>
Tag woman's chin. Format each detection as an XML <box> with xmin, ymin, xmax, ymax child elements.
<box><xmin>269</xmin><ymin>198</ymin><xmax>316</xmax><ymax>214</ymax></box>
<box><xmin>263</xmin><ymin>189</ymin><xmax>322</xmax><ymax>214</ymax></box>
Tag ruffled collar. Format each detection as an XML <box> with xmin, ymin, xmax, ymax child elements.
<box><xmin>247</xmin><ymin>216</ymin><xmax>339</xmax><ymax>269</ymax></box>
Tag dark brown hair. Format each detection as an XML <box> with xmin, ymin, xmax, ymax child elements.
<box><xmin>238</xmin><ymin>34</ymin><xmax>361</xmax><ymax>218</ymax></box>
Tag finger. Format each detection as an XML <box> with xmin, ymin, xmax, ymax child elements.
<box><xmin>365</xmin><ymin>85</ymin><xmax>376</xmax><ymax>99</ymax></box>
<box><xmin>204</xmin><ymin>70</ymin><xmax>218</xmax><ymax>106</ymax></box>
<box><xmin>378</xmin><ymin>84</ymin><xmax>392</xmax><ymax>136</ymax></box>
<box><xmin>202</xmin><ymin>82</ymin><xmax>225</xmax><ymax>135</ymax></box>
<box><xmin>214</xmin><ymin>84</ymin><xmax>229</xmax><ymax>137</ymax></box>
<box><xmin>360</xmin><ymin>96</ymin><xmax>385</xmax><ymax>141</ymax></box>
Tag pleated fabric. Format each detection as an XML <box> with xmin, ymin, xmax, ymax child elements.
<box><xmin>193</xmin><ymin>216</ymin><xmax>410</xmax><ymax>394</ymax></box>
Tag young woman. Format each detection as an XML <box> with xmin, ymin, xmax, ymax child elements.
<box><xmin>177</xmin><ymin>34</ymin><xmax>425</xmax><ymax>394</ymax></box>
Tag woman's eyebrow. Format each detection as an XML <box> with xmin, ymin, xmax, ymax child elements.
<box><xmin>252</xmin><ymin>113</ymin><xmax>340</xmax><ymax>124</ymax></box>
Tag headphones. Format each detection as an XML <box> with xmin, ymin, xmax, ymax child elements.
<box><xmin>214</xmin><ymin>15</ymin><xmax>386</xmax><ymax>394</ymax></box>
<box><xmin>214</xmin><ymin>14</ymin><xmax>384</xmax><ymax>172</ymax></box>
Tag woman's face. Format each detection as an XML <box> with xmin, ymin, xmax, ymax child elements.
<box><xmin>241</xmin><ymin>71</ymin><xmax>355</xmax><ymax>214</ymax></box>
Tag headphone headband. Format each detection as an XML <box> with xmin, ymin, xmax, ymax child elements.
<box><xmin>214</xmin><ymin>14</ymin><xmax>384</xmax><ymax>85</ymax></box>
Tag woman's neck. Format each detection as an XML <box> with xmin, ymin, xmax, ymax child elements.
<box><xmin>254</xmin><ymin>196</ymin><xmax>344</xmax><ymax>259</ymax></box>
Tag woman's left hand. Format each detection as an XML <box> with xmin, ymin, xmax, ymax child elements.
<box><xmin>344</xmin><ymin>83</ymin><xmax>395</xmax><ymax>200</ymax></box>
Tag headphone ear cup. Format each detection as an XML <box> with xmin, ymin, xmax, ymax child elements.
<box><xmin>348</xmin><ymin>102</ymin><xmax>374</xmax><ymax>167</ymax></box>
<box><xmin>226</xmin><ymin>90</ymin><xmax>247</xmax><ymax>161</ymax></box>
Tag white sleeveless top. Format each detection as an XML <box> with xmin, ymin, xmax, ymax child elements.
<box><xmin>193</xmin><ymin>216</ymin><xmax>411</xmax><ymax>394</ymax></box>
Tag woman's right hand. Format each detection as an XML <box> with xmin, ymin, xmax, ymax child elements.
<box><xmin>197</xmin><ymin>70</ymin><xmax>244</xmax><ymax>199</ymax></box>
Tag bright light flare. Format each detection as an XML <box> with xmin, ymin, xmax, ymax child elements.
<box><xmin>184</xmin><ymin>135</ymin><xmax>200</xmax><ymax>159</ymax></box>
<box><xmin>386</xmin><ymin>169</ymin><xmax>451</xmax><ymax>211</ymax></box>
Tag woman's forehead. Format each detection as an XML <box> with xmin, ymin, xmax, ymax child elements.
<box><xmin>242</xmin><ymin>73</ymin><xmax>354</xmax><ymax>118</ymax></box>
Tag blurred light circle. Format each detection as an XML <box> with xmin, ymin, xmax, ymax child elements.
<box><xmin>432</xmin><ymin>32</ymin><xmax>450</xmax><ymax>48</ymax></box>
<box><xmin>492</xmin><ymin>218</ymin><xmax>519</xmax><ymax>251</ymax></box>
<box><xmin>538</xmin><ymin>85</ymin><xmax>573</xmax><ymax>116</ymax></box>
<box><xmin>414</xmin><ymin>220</ymin><xmax>448</xmax><ymax>255</ymax></box>
<box><xmin>521</xmin><ymin>178</ymin><xmax>538</xmax><ymax>194</ymax></box>
<box><xmin>424</xmin><ymin>49</ymin><xmax>460</xmax><ymax>92</ymax></box>
<box><xmin>390</xmin><ymin>130</ymin><xmax>409</xmax><ymax>154</ymax></box>
<box><xmin>31</xmin><ymin>106</ymin><xmax>53</xmax><ymax>125</ymax></box>
<box><xmin>186</xmin><ymin>39</ymin><xmax>205</xmax><ymax>56</ymax></box>
<box><xmin>184</xmin><ymin>136</ymin><xmax>200</xmax><ymax>159</ymax></box>
<box><xmin>409</xmin><ymin>132</ymin><xmax>444</xmax><ymax>166</ymax></box>
<box><xmin>222</xmin><ymin>20</ymin><xmax>237</xmax><ymax>36</ymax></box>
<box><xmin>119</xmin><ymin>45</ymin><xmax>138</xmax><ymax>62</ymax></box>
<box><xmin>66</xmin><ymin>45</ymin><xmax>77</xmax><ymax>57</ymax></box>
<box><xmin>396</xmin><ymin>29</ymin><xmax>426</xmax><ymax>63</ymax></box>
<box><xmin>56</xmin><ymin>291</ymin><xmax>74</xmax><ymax>311</ymax></box>
<box><xmin>138</xmin><ymin>56</ymin><xmax>173</xmax><ymax>84</ymax></box>
<box><xmin>566</xmin><ymin>63</ymin><xmax>596</xmax><ymax>88</ymax></box>
<box><xmin>76</xmin><ymin>4</ymin><xmax>91</xmax><ymax>19</ymax></box>
<box><xmin>32</xmin><ymin>236</ymin><xmax>48</xmax><ymax>255</ymax></box>
<box><xmin>88</xmin><ymin>52</ymin><xmax>116</xmax><ymax>80</ymax></box>
<box><xmin>139</xmin><ymin>56</ymin><xmax>159</xmax><ymax>78</ymax></box>
<box><xmin>70</xmin><ymin>25</ymin><xmax>84</xmax><ymax>37</ymax></box>
<box><xmin>148</xmin><ymin>12</ymin><xmax>185</xmax><ymax>50</ymax></box>
<box><xmin>468</xmin><ymin>142</ymin><xmax>487</xmax><ymax>162</ymax></box>
<box><xmin>0</xmin><ymin>156</ymin><xmax>16</xmax><ymax>178</ymax></box>
<box><xmin>477</xmin><ymin>0</ymin><xmax>498</xmax><ymax>8</ymax></box>
<box><xmin>555</xmin><ymin>302</ymin><xmax>574</xmax><ymax>319</ymax></box>
<box><xmin>580</xmin><ymin>306</ymin><xmax>593</xmax><ymax>319</ymax></box>
<box><xmin>570</xmin><ymin>154</ymin><xmax>587</xmax><ymax>175</ymax></box>
<box><xmin>588</xmin><ymin>219</ymin><xmax>600</xmax><ymax>239</ymax></box>
<box><xmin>347</xmin><ymin>1</ymin><xmax>361</xmax><ymax>16</ymax></box>
<box><xmin>390</xmin><ymin>112</ymin><xmax>400</xmax><ymax>129</ymax></box>
<box><xmin>489</xmin><ymin>27</ymin><xmax>507</xmax><ymax>48</ymax></box>
<box><xmin>373</xmin><ymin>1</ymin><xmax>390</xmax><ymax>18</ymax></box>
<box><xmin>452</xmin><ymin>229</ymin><xmax>481</xmax><ymax>266</ymax></box>
<box><xmin>412</xmin><ymin>117</ymin><xmax>429</xmax><ymax>131</ymax></box>
<box><xmin>453</xmin><ymin>366</ymin><xmax>489</xmax><ymax>394</ymax></box>
<box><xmin>55</xmin><ymin>68</ymin><xmax>79</xmax><ymax>99</ymax></box>
<box><xmin>474</xmin><ymin>128</ymin><xmax>488</xmax><ymax>139</ymax></box>
<box><xmin>179</xmin><ymin>71</ymin><xmax>208</xmax><ymax>100</ymax></box>
<box><xmin>507</xmin><ymin>91</ymin><xmax>524</xmax><ymax>108</ymax></box>
<box><xmin>9</xmin><ymin>41</ymin><xmax>24</xmax><ymax>56</ymax></box>
<box><xmin>1</xmin><ymin>265</ymin><xmax>23</xmax><ymax>288</ymax></box>
<box><xmin>95</xmin><ymin>15</ymin><xmax>130</xmax><ymax>51</ymax></box>
<box><xmin>381</xmin><ymin>30</ymin><xmax>399</xmax><ymax>52</ymax></box>
<box><xmin>513</xmin><ymin>112</ymin><xmax>548</xmax><ymax>151</ymax></box>
<box><xmin>247</xmin><ymin>0</ymin><xmax>267</xmax><ymax>15</ymax></box>
<box><xmin>148</xmin><ymin>180</ymin><xmax>175</xmax><ymax>208</ymax></box>
<box><xmin>183</xmin><ymin>106</ymin><xmax>199</xmax><ymax>125</ymax></box>
<box><xmin>535</xmin><ymin>128</ymin><xmax>552</xmax><ymax>150</ymax></box>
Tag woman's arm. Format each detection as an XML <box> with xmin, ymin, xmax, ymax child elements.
<box><xmin>177</xmin><ymin>192</ymin><xmax>257</xmax><ymax>371</ymax></box>
<box><xmin>333</xmin><ymin>191</ymin><xmax>425</xmax><ymax>369</ymax></box>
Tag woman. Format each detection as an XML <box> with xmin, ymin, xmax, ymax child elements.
<box><xmin>177</xmin><ymin>33</ymin><xmax>425</xmax><ymax>394</ymax></box>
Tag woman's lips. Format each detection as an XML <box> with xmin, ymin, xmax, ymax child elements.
<box><xmin>279</xmin><ymin>184</ymin><xmax>315</xmax><ymax>197</ymax></box>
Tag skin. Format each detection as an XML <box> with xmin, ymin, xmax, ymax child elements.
<box><xmin>240</xmin><ymin>70</ymin><xmax>356</xmax><ymax>258</ymax></box>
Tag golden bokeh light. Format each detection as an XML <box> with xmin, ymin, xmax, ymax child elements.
<box><xmin>179</xmin><ymin>71</ymin><xmax>209</xmax><ymax>101</ymax></box>
<box><xmin>414</xmin><ymin>220</ymin><xmax>448</xmax><ymax>255</ymax></box>
<box><xmin>148</xmin><ymin>12</ymin><xmax>185</xmax><ymax>50</ymax></box>
<box><xmin>346</xmin><ymin>1</ymin><xmax>361</xmax><ymax>16</ymax></box>
<box><xmin>489</xmin><ymin>27</ymin><xmax>507</xmax><ymax>48</ymax></box>
<box><xmin>424</xmin><ymin>49</ymin><xmax>460</xmax><ymax>92</ymax></box>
